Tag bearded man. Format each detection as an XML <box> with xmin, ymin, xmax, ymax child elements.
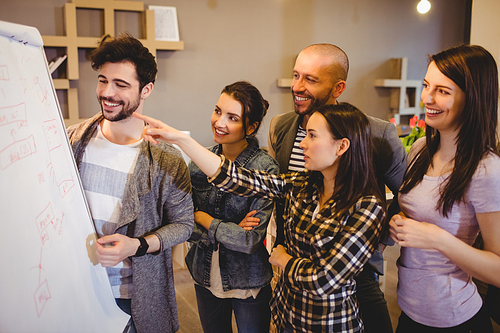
<box><xmin>268</xmin><ymin>43</ymin><xmax>407</xmax><ymax>333</ymax></box>
<box><xmin>66</xmin><ymin>34</ymin><xmax>194</xmax><ymax>333</ymax></box>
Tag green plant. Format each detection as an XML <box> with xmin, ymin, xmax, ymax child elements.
<box><xmin>401</xmin><ymin>115</ymin><xmax>426</xmax><ymax>153</ymax></box>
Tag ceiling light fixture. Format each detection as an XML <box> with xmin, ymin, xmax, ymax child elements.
<box><xmin>417</xmin><ymin>0</ymin><xmax>431</xmax><ymax>14</ymax></box>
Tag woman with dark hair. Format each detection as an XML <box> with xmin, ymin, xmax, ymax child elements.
<box><xmin>390</xmin><ymin>44</ymin><xmax>500</xmax><ymax>332</ymax></box>
<box><xmin>134</xmin><ymin>102</ymin><xmax>386</xmax><ymax>333</ymax></box>
<box><xmin>185</xmin><ymin>81</ymin><xmax>278</xmax><ymax>333</ymax></box>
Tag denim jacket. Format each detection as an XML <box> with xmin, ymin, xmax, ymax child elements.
<box><xmin>185</xmin><ymin>138</ymin><xmax>278</xmax><ymax>291</ymax></box>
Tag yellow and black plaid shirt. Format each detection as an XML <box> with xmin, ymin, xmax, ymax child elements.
<box><xmin>210</xmin><ymin>156</ymin><xmax>385</xmax><ymax>332</ymax></box>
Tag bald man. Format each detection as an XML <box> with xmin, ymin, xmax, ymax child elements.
<box><xmin>268</xmin><ymin>44</ymin><xmax>407</xmax><ymax>333</ymax></box>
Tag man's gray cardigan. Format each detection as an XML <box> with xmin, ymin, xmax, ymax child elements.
<box><xmin>67</xmin><ymin>113</ymin><xmax>194</xmax><ymax>333</ymax></box>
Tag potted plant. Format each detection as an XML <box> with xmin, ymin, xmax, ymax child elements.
<box><xmin>390</xmin><ymin>115</ymin><xmax>426</xmax><ymax>153</ymax></box>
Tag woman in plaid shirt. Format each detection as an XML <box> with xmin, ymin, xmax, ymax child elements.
<box><xmin>134</xmin><ymin>103</ymin><xmax>386</xmax><ymax>332</ymax></box>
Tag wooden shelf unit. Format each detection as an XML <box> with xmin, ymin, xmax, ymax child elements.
<box><xmin>42</xmin><ymin>0</ymin><xmax>184</xmax><ymax>126</ymax></box>
<box><xmin>374</xmin><ymin>57</ymin><xmax>422</xmax><ymax>124</ymax></box>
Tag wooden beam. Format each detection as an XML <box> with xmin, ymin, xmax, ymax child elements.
<box><xmin>64</xmin><ymin>3</ymin><xmax>79</xmax><ymax>80</ymax></box>
<box><xmin>71</xmin><ymin>0</ymin><xmax>143</xmax><ymax>11</ymax></box>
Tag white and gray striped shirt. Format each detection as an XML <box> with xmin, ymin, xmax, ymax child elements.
<box><xmin>288</xmin><ymin>125</ymin><xmax>307</xmax><ymax>172</ymax></box>
<box><xmin>80</xmin><ymin>125</ymin><xmax>141</xmax><ymax>299</ymax></box>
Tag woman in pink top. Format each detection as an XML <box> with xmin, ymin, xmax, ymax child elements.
<box><xmin>390</xmin><ymin>45</ymin><xmax>500</xmax><ymax>332</ymax></box>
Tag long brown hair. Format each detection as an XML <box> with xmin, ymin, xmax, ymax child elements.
<box><xmin>305</xmin><ymin>103</ymin><xmax>385</xmax><ymax>218</ymax></box>
<box><xmin>400</xmin><ymin>45</ymin><xmax>499</xmax><ymax>217</ymax></box>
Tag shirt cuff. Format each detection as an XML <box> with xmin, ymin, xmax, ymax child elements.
<box><xmin>284</xmin><ymin>257</ymin><xmax>303</xmax><ymax>288</ymax></box>
<box><xmin>207</xmin><ymin>155</ymin><xmax>229</xmax><ymax>183</ymax></box>
<box><xmin>207</xmin><ymin>155</ymin><xmax>231</xmax><ymax>185</ymax></box>
<box><xmin>208</xmin><ymin>218</ymin><xmax>222</xmax><ymax>244</ymax></box>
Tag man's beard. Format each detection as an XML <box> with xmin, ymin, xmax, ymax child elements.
<box><xmin>293</xmin><ymin>86</ymin><xmax>335</xmax><ymax>116</ymax></box>
<box><xmin>98</xmin><ymin>95</ymin><xmax>140</xmax><ymax>122</ymax></box>
<box><xmin>293</xmin><ymin>93</ymin><xmax>331</xmax><ymax>116</ymax></box>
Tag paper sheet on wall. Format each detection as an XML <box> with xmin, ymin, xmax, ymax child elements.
<box><xmin>0</xmin><ymin>20</ymin><xmax>129</xmax><ymax>333</ymax></box>
<box><xmin>149</xmin><ymin>6</ymin><xmax>180</xmax><ymax>42</ymax></box>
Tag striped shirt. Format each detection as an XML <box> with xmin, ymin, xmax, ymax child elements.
<box><xmin>80</xmin><ymin>125</ymin><xmax>141</xmax><ymax>299</ymax></box>
<box><xmin>288</xmin><ymin>125</ymin><xmax>307</xmax><ymax>172</ymax></box>
<box><xmin>210</xmin><ymin>157</ymin><xmax>385</xmax><ymax>332</ymax></box>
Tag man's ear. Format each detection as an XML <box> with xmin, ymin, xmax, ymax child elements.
<box><xmin>141</xmin><ymin>82</ymin><xmax>154</xmax><ymax>100</ymax></box>
<box><xmin>332</xmin><ymin>80</ymin><xmax>347</xmax><ymax>99</ymax></box>
<box><xmin>336</xmin><ymin>138</ymin><xmax>350</xmax><ymax>156</ymax></box>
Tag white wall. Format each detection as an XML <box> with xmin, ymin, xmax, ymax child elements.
<box><xmin>470</xmin><ymin>0</ymin><xmax>500</xmax><ymax>67</ymax></box>
<box><xmin>470</xmin><ymin>0</ymin><xmax>500</xmax><ymax>137</ymax></box>
<box><xmin>0</xmin><ymin>0</ymin><xmax>468</xmax><ymax>147</ymax></box>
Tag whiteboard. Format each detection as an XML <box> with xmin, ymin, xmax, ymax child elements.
<box><xmin>0</xmin><ymin>21</ymin><xmax>129</xmax><ymax>332</ymax></box>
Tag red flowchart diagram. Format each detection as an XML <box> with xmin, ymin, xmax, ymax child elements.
<box><xmin>0</xmin><ymin>103</ymin><xmax>34</xmax><ymax>170</ymax></box>
<box><xmin>0</xmin><ymin>65</ymin><xmax>9</xmax><ymax>81</ymax></box>
<box><xmin>43</xmin><ymin>119</ymin><xmax>75</xmax><ymax>198</ymax></box>
<box><xmin>0</xmin><ymin>59</ymin><xmax>75</xmax><ymax>319</ymax></box>
<box><xmin>32</xmin><ymin>202</ymin><xmax>65</xmax><ymax>317</ymax></box>
<box><xmin>0</xmin><ymin>106</ymin><xmax>75</xmax><ymax>198</ymax></box>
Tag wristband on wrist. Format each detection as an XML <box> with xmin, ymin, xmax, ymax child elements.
<box><xmin>134</xmin><ymin>237</ymin><xmax>149</xmax><ymax>257</ymax></box>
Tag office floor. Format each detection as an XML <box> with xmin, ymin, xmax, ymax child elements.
<box><xmin>174</xmin><ymin>244</ymin><xmax>500</xmax><ymax>332</ymax></box>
